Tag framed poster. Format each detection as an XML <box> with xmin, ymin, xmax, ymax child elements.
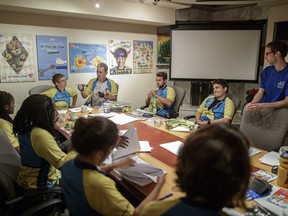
<box><xmin>109</xmin><ymin>40</ymin><xmax>132</xmax><ymax>75</ymax></box>
<box><xmin>157</xmin><ymin>34</ymin><xmax>170</xmax><ymax>65</ymax></box>
<box><xmin>133</xmin><ymin>40</ymin><xmax>153</xmax><ymax>74</ymax></box>
<box><xmin>0</xmin><ymin>33</ymin><xmax>35</xmax><ymax>82</ymax></box>
<box><xmin>70</xmin><ymin>43</ymin><xmax>107</xmax><ymax>73</ymax></box>
<box><xmin>36</xmin><ymin>35</ymin><xmax>68</xmax><ymax>80</ymax></box>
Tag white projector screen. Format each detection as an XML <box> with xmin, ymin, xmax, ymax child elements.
<box><xmin>170</xmin><ymin>28</ymin><xmax>262</xmax><ymax>82</ymax></box>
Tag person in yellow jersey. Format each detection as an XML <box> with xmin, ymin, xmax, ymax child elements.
<box><xmin>62</xmin><ymin>117</ymin><xmax>165</xmax><ymax>216</ymax></box>
<box><xmin>42</xmin><ymin>73</ymin><xmax>77</xmax><ymax>110</ymax></box>
<box><xmin>141</xmin><ymin>124</ymin><xmax>251</xmax><ymax>216</ymax></box>
<box><xmin>0</xmin><ymin>91</ymin><xmax>20</xmax><ymax>153</ymax></box>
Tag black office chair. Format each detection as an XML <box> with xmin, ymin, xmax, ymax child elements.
<box><xmin>0</xmin><ymin>129</ymin><xmax>65</xmax><ymax>216</ymax></box>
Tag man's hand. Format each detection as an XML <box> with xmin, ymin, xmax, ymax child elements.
<box><xmin>246</xmin><ymin>102</ymin><xmax>265</xmax><ymax>112</ymax></box>
<box><xmin>116</xmin><ymin>135</ymin><xmax>129</xmax><ymax>148</ymax></box>
<box><xmin>113</xmin><ymin>157</ymin><xmax>135</xmax><ymax>169</ymax></box>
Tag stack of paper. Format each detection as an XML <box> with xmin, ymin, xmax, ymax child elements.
<box><xmin>251</xmin><ymin>169</ymin><xmax>277</xmax><ymax>182</ymax></box>
<box><xmin>259</xmin><ymin>151</ymin><xmax>280</xmax><ymax>166</ymax></box>
<box><xmin>249</xmin><ymin>147</ymin><xmax>261</xmax><ymax>157</ymax></box>
<box><xmin>109</xmin><ymin>113</ymin><xmax>137</xmax><ymax>125</ymax></box>
<box><xmin>68</xmin><ymin>107</ymin><xmax>93</xmax><ymax>112</ymax></box>
<box><xmin>88</xmin><ymin>112</ymin><xmax>117</xmax><ymax>118</ymax></box>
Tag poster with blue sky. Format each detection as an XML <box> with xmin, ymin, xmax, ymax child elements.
<box><xmin>69</xmin><ymin>43</ymin><xmax>107</xmax><ymax>73</ymax></box>
<box><xmin>36</xmin><ymin>35</ymin><xmax>68</xmax><ymax>80</ymax></box>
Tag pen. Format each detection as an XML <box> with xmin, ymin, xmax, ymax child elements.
<box><xmin>158</xmin><ymin>193</ymin><xmax>173</xmax><ymax>201</ymax></box>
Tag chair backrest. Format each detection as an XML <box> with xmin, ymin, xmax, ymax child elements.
<box><xmin>171</xmin><ymin>85</ymin><xmax>186</xmax><ymax>116</ymax></box>
<box><xmin>227</xmin><ymin>94</ymin><xmax>241</xmax><ymax>121</ymax></box>
<box><xmin>240</xmin><ymin>107</ymin><xmax>288</xmax><ymax>151</ymax></box>
<box><xmin>29</xmin><ymin>85</ymin><xmax>54</xmax><ymax>95</ymax></box>
<box><xmin>0</xmin><ymin>129</ymin><xmax>21</xmax><ymax>201</ymax></box>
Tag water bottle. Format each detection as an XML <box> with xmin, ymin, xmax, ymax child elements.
<box><xmin>277</xmin><ymin>150</ymin><xmax>288</xmax><ymax>188</ymax></box>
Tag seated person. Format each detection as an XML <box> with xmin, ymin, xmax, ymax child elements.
<box><xmin>61</xmin><ymin>117</ymin><xmax>165</xmax><ymax>216</ymax></box>
<box><xmin>196</xmin><ymin>79</ymin><xmax>235</xmax><ymax>127</ymax></box>
<box><xmin>77</xmin><ymin>63</ymin><xmax>118</xmax><ymax>106</ymax></box>
<box><xmin>0</xmin><ymin>91</ymin><xmax>20</xmax><ymax>153</ymax></box>
<box><xmin>140</xmin><ymin>124</ymin><xmax>251</xmax><ymax>216</ymax></box>
<box><xmin>42</xmin><ymin>73</ymin><xmax>77</xmax><ymax>110</ymax></box>
<box><xmin>13</xmin><ymin>95</ymin><xmax>68</xmax><ymax>189</ymax></box>
<box><xmin>145</xmin><ymin>72</ymin><xmax>176</xmax><ymax>118</ymax></box>
<box><xmin>246</xmin><ymin>40</ymin><xmax>288</xmax><ymax>112</ymax></box>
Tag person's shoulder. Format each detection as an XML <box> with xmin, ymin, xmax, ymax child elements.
<box><xmin>42</xmin><ymin>87</ymin><xmax>56</xmax><ymax>95</ymax></box>
<box><xmin>107</xmin><ymin>78</ymin><xmax>116</xmax><ymax>84</ymax></box>
<box><xmin>31</xmin><ymin>127</ymin><xmax>52</xmax><ymax>138</ymax></box>
<box><xmin>141</xmin><ymin>199</ymin><xmax>180</xmax><ymax>216</ymax></box>
<box><xmin>84</xmin><ymin>169</ymin><xmax>113</xmax><ymax>188</ymax></box>
<box><xmin>65</xmin><ymin>86</ymin><xmax>77</xmax><ymax>93</ymax></box>
<box><xmin>0</xmin><ymin>118</ymin><xmax>9</xmax><ymax>125</ymax></box>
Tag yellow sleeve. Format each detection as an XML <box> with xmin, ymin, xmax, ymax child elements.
<box><xmin>224</xmin><ymin>97</ymin><xmax>235</xmax><ymax>120</ymax></box>
<box><xmin>84</xmin><ymin>79</ymin><xmax>95</xmax><ymax>96</ymax></box>
<box><xmin>0</xmin><ymin>119</ymin><xmax>19</xmax><ymax>148</ymax></box>
<box><xmin>197</xmin><ymin>97</ymin><xmax>209</xmax><ymax>113</ymax></box>
<box><xmin>41</xmin><ymin>88</ymin><xmax>56</xmax><ymax>98</ymax></box>
<box><xmin>31</xmin><ymin>128</ymin><xmax>66</xmax><ymax>169</ymax></box>
<box><xmin>167</xmin><ymin>87</ymin><xmax>176</xmax><ymax>103</ymax></box>
<box><xmin>85</xmin><ymin>171</ymin><xmax>134</xmax><ymax>216</ymax></box>
<box><xmin>66</xmin><ymin>87</ymin><xmax>77</xmax><ymax>97</ymax></box>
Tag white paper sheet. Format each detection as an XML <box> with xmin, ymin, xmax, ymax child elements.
<box><xmin>170</xmin><ymin>126</ymin><xmax>190</xmax><ymax>132</ymax></box>
<box><xmin>109</xmin><ymin>113</ymin><xmax>137</xmax><ymax>125</ymax></box>
<box><xmin>160</xmin><ymin>141</ymin><xmax>184</xmax><ymax>155</ymax></box>
<box><xmin>88</xmin><ymin>112</ymin><xmax>117</xmax><ymax>118</ymax></box>
<box><xmin>139</xmin><ymin>141</ymin><xmax>152</xmax><ymax>152</ymax></box>
<box><xmin>249</xmin><ymin>147</ymin><xmax>261</xmax><ymax>157</ymax></box>
<box><xmin>259</xmin><ymin>151</ymin><xmax>280</xmax><ymax>166</ymax></box>
<box><xmin>68</xmin><ymin>107</ymin><xmax>93</xmax><ymax>113</ymax></box>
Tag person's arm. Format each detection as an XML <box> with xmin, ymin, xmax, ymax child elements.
<box><xmin>77</xmin><ymin>84</ymin><xmax>89</xmax><ymax>99</ymax></box>
<box><xmin>99</xmin><ymin>157</ymin><xmax>135</xmax><ymax>173</ymax></box>
<box><xmin>107</xmin><ymin>94</ymin><xmax>117</xmax><ymax>101</ymax></box>
<box><xmin>210</xmin><ymin>118</ymin><xmax>231</xmax><ymax>124</ymax></box>
<box><xmin>71</xmin><ymin>94</ymin><xmax>77</xmax><ymax>107</ymax></box>
<box><xmin>195</xmin><ymin>111</ymin><xmax>202</xmax><ymax>125</ymax></box>
<box><xmin>134</xmin><ymin>175</ymin><xmax>165</xmax><ymax>216</ymax></box>
<box><xmin>145</xmin><ymin>91</ymin><xmax>154</xmax><ymax>106</ymax></box>
<box><xmin>251</xmin><ymin>88</ymin><xmax>265</xmax><ymax>103</ymax></box>
<box><xmin>154</xmin><ymin>93</ymin><xmax>173</xmax><ymax>107</ymax></box>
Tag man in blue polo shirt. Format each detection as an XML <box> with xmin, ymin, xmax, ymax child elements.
<box><xmin>246</xmin><ymin>40</ymin><xmax>288</xmax><ymax>112</ymax></box>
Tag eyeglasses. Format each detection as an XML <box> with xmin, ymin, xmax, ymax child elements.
<box><xmin>265</xmin><ymin>52</ymin><xmax>274</xmax><ymax>56</ymax></box>
<box><xmin>58</xmin><ymin>78</ymin><xmax>67</xmax><ymax>83</ymax></box>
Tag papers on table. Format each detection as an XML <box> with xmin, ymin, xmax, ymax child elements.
<box><xmin>139</xmin><ymin>141</ymin><xmax>152</xmax><ymax>152</ymax></box>
<box><xmin>109</xmin><ymin>113</ymin><xmax>137</xmax><ymax>125</ymax></box>
<box><xmin>259</xmin><ymin>151</ymin><xmax>280</xmax><ymax>166</ymax></box>
<box><xmin>117</xmin><ymin>156</ymin><xmax>165</xmax><ymax>186</ymax></box>
<box><xmin>57</xmin><ymin>110</ymin><xmax>67</xmax><ymax>115</ymax></box>
<box><xmin>160</xmin><ymin>141</ymin><xmax>184</xmax><ymax>156</ymax></box>
<box><xmin>255</xmin><ymin>186</ymin><xmax>288</xmax><ymax>216</ymax></box>
<box><xmin>68</xmin><ymin>107</ymin><xmax>93</xmax><ymax>112</ymax></box>
<box><xmin>249</xmin><ymin>147</ymin><xmax>261</xmax><ymax>157</ymax></box>
<box><xmin>251</xmin><ymin>169</ymin><xmax>277</xmax><ymax>182</ymax></box>
<box><xmin>112</xmin><ymin>126</ymin><xmax>141</xmax><ymax>160</ymax></box>
<box><xmin>88</xmin><ymin>112</ymin><xmax>117</xmax><ymax>118</ymax></box>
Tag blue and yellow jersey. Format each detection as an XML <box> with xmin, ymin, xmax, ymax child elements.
<box><xmin>0</xmin><ymin>118</ymin><xmax>19</xmax><ymax>148</ymax></box>
<box><xmin>156</xmin><ymin>86</ymin><xmax>176</xmax><ymax>118</ymax></box>
<box><xmin>17</xmin><ymin>127</ymin><xmax>66</xmax><ymax>189</ymax></box>
<box><xmin>62</xmin><ymin>159</ymin><xmax>134</xmax><ymax>216</ymax></box>
<box><xmin>197</xmin><ymin>96</ymin><xmax>235</xmax><ymax>121</ymax></box>
<box><xmin>42</xmin><ymin>87</ymin><xmax>77</xmax><ymax>110</ymax></box>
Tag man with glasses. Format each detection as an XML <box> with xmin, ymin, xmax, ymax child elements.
<box><xmin>246</xmin><ymin>40</ymin><xmax>288</xmax><ymax>112</ymax></box>
<box><xmin>42</xmin><ymin>73</ymin><xmax>77</xmax><ymax>110</ymax></box>
<box><xmin>78</xmin><ymin>63</ymin><xmax>118</xmax><ymax>106</ymax></box>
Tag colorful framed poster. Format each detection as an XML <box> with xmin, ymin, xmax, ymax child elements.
<box><xmin>69</xmin><ymin>43</ymin><xmax>107</xmax><ymax>73</ymax></box>
<box><xmin>157</xmin><ymin>34</ymin><xmax>170</xmax><ymax>65</ymax></box>
<box><xmin>36</xmin><ymin>35</ymin><xmax>68</xmax><ymax>80</ymax></box>
<box><xmin>109</xmin><ymin>40</ymin><xmax>132</xmax><ymax>75</ymax></box>
<box><xmin>0</xmin><ymin>33</ymin><xmax>35</xmax><ymax>82</ymax></box>
<box><xmin>133</xmin><ymin>40</ymin><xmax>153</xmax><ymax>74</ymax></box>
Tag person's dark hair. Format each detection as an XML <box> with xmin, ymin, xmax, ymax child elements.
<box><xmin>71</xmin><ymin>117</ymin><xmax>118</xmax><ymax>156</ymax></box>
<box><xmin>156</xmin><ymin>72</ymin><xmax>167</xmax><ymax>80</ymax></box>
<box><xmin>52</xmin><ymin>73</ymin><xmax>65</xmax><ymax>85</ymax></box>
<box><xmin>212</xmin><ymin>79</ymin><xmax>228</xmax><ymax>93</ymax></box>
<box><xmin>266</xmin><ymin>40</ymin><xmax>288</xmax><ymax>58</ymax></box>
<box><xmin>0</xmin><ymin>91</ymin><xmax>14</xmax><ymax>124</ymax></box>
<box><xmin>13</xmin><ymin>95</ymin><xmax>56</xmax><ymax>136</ymax></box>
<box><xmin>176</xmin><ymin>124</ymin><xmax>251</xmax><ymax>209</ymax></box>
<box><xmin>114</xmin><ymin>48</ymin><xmax>128</xmax><ymax>58</ymax></box>
<box><xmin>97</xmin><ymin>63</ymin><xmax>108</xmax><ymax>72</ymax></box>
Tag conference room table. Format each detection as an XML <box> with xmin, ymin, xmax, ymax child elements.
<box><xmin>56</xmin><ymin>107</ymin><xmax>281</xmax><ymax>211</ymax></box>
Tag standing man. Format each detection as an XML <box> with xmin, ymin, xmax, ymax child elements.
<box><xmin>196</xmin><ymin>79</ymin><xmax>235</xmax><ymax>127</ymax></box>
<box><xmin>246</xmin><ymin>40</ymin><xmax>288</xmax><ymax>112</ymax></box>
<box><xmin>42</xmin><ymin>73</ymin><xmax>77</xmax><ymax>110</ymax></box>
<box><xmin>145</xmin><ymin>72</ymin><xmax>176</xmax><ymax>118</ymax></box>
<box><xmin>78</xmin><ymin>63</ymin><xmax>118</xmax><ymax>106</ymax></box>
